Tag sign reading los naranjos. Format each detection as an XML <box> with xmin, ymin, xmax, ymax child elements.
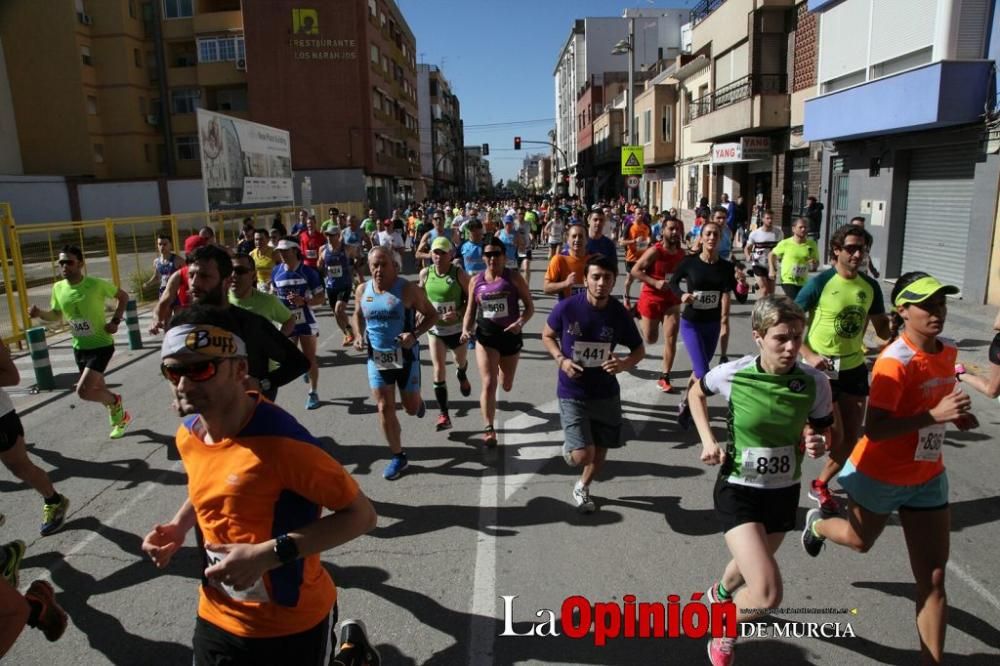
<box><xmin>289</xmin><ymin>8</ymin><xmax>357</xmax><ymax>61</ymax></box>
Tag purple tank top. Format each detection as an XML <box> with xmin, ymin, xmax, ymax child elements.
<box><xmin>474</xmin><ymin>268</ymin><xmax>520</xmax><ymax>332</ymax></box>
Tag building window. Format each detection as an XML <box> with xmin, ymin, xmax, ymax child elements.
<box><xmin>199</xmin><ymin>39</ymin><xmax>219</xmax><ymax>63</ymax></box>
<box><xmin>163</xmin><ymin>0</ymin><xmax>192</xmax><ymax>19</ymax></box>
<box><xmin>134</xmin><ymin>49</ymin><xmax>142</xmax><ymax>67</ymax></box>
<box><xmin>216</xmin><ymin>88</ymin><xmax>247</xmax><ymax>111</ymax></box>
<box><xmin>176</xmin><ymin>135</ymin><xmax>199</xmax><ymax>160</ymax></box>
<box><xmin>368</xmin><ymin>0</ymin><xmax>377</xmax><ymax>17</ymax></box>
<box><xmin>171</xmin><ymin>88</ymin><xmax>201</xmax><ymax>114</ymax></box>
<box><xmin>643</xmin><ymin>110</ymin><xmax>651</xmax><ymax>144</ymax></box>
<box><xmin>81</xmin><ymin>45</ymin><xmax>93</xmax><ymax>66</ymax></box>
<box><xmin>661</xmin><ymin>105</ymin><xmax>672</xmax><ymax>142</ymax></box>
<box><xmin>129</xmin><ymin>0</ymin><xmax>137</xmax><ymax>18</ymax></box>
<box><xmin>370</xmin><ymin>44</ymin><xmax>379</xmax><ymax>64</ymax></box>
<box><xmin>373</xmin><ymin>90</ymin><xmax>381</xmax><ymax>112</ymax></box>
<box><xmin>198</xmin><ymin>37</ymin><xmax>244</xmax><ymax>63</ymax></box>
<box><xmin>86</xmin><ymin>95</ymin><xmax>98</xmax><ymax>114</ymax></box>
<box><xmin>93</xmin><ymin>143</ymin><xmax>104</xmax><ymax>163</ymax></box>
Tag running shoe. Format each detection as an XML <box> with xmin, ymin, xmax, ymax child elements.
<box><xmin>109</xmin><ymin>410</ymin><xmax>132</xmax><ymax>440</ymax></box>
<box><xmin>458</xmin><ymin>372</ymin><xmax>472</xmax><ymax>397</ymax></box>
<box><xmin>705</xmin><ymin>582</ymin><xmax>724</xmax><ymax>605</ymax></box>
<box><xmin>107</xmin><ymin>394</ymin><xmax>125</xmax><ymax>426</ymax></box>
<box><xmin>332</xmin><ymin>619</ymin><xmax>381</xmax><ymax>666</ymax></box>
<box><xmin>40</xmin><ymin>495</ymin><xmax>70</xmax><ymax>537</ymax></box>
<box><xmin>1</xmin><ymin>540</ymin><xmax>26</xmax><ymax>588</ymax></box>
<box><xmin>707</xmin><ymin>637</ymin><xmax>736</xmax><ymax>666</ymax></box>
<box><xmin>343</xmin><ymin>333</ymin><xmax>355</xmax><ymax>347</ymax></box>
<box><xmin>383</xmin><ymin>453</ymin><xmax>408</xmax><ymax>480</ymax></box>
<box><xmin>808</xmin><ymin>479</ymin><xmax>840</xmax><ymax>516</ymax></box>
<box><xmin>483</xmin><ymin>428</ymin><xmax>498</xmax><ymax>449</ymax></box>
<box><xmin>572</xmin><ymin>481</ymin><xmax>595</xmax><ymax>514</ymax></box>
<box><xmin>801</xmin><ymin>508</ymin><xmax>826</xmax><ymax>557</ymax></box>
<box><xmin>436</xmin><ymin>413</ymin><xmax>452</xmax><ymax>431</ymax></box>
<box><xmin>416</xmin><ymin>400</ymin><xmax>426</xmax><ymax>418</ymax></box>
<box><xmin>305</xmin><ymin>391</ymin><xmax>320</xmax><ymax>410</ymax></box>
<box><xmin>656</xmin><ymin>376</ymin><xmax>673</xmax><ymax>393</ymax></box>
<box><xmin>24</xmin><ymin>580</ymin><xmax>68</xmax><ymax>642</ymax></box>
<box><xmin>677</xmin><ymin>399</ymin><xmax>693</xmax><ymax>431</ymax></box>
<box><xmin>720</xmin><ymin>355</ymin><xmax>730</xmax><ymax>364</ymax></box>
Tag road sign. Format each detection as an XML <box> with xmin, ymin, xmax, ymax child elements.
<box><xmin>621</xmin><ymin>145</ymin><xmax>644</xmax><ymax>175</ymax></box>
<box><xmin>626</xmin><ymin>175</ymin><xmax>640</xmax><ymax>188</ymax></box>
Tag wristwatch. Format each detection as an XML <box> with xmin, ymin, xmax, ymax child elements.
<box><xmin>259</xmin><ymin>378</ymin><xmax>272</xmax><ymax>392</ymax></box>
<box><xmin>111</xmin><ymin>316</ymin><xmax>122</xmax><ymax>325</ymax></box>
<box><xmin>274</xmin><ymin>534</ymin><xmax>299</xmax><ymax>565</ymax></box>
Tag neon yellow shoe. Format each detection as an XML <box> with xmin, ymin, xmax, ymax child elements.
<box><xmin>109</xmin><ymin>410</ymin><xmax>132</xmax><ymax>439</ymax></box>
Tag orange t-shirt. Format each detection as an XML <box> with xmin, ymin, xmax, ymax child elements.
<box><xmin>849</xmin><ymin>334</ymin><xmax>956</xmax><ymax>486</ymax></box>
<box><xmin>176</xmin><ymin>397</ymin><xmax>359</xmax><ymax>638</ymax></box>
<box><xmin>545</xmin><ymin>253</ymin><xmax>590</xmax><ymax>300</ymax></box>
<box><xmin>625</xmin><ymin>222</ymin><xmax>652</xmax><ymax>262</ymax></box>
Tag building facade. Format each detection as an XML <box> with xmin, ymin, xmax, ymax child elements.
<box><xmin>804</xmin><ymin>0</ymin><xmax>999</xmax><ymax>303</ymax></box>
<box><xmin>417</xmin><ymin>63</ymin><xmax>464</xmax><ymax>201</ymax></box>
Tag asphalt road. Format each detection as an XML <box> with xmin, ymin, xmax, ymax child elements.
<box><xmin>2</xmin><ymin>254</ymin><xmax>999</xmax><ymax>665</ymax></box>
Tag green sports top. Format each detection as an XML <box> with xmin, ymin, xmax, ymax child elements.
<box><xmin>702</xmin><ymin>356</ymin><xmax>833</xmax><ymax>489</ymax></box>
<box><xmin>50</xmin><ymin>276</ymin><xmax>119</xmax><ymax>350</ymax></box>
<box><xmin>229</xmin><ymin>289</ymin><xmax>292</xmax><ymax>327</ymax></box>
<box><xmin>795</xmin><ymin>268</ymin><xmax>885</xmax><ymax>371</ymax></box>
<box><xmin>424</xmin><ymin>264</ymin><xmax>464</xmax><ymax>336</ymax></box>
<box><xmin>771</xmin><ymin>237</ymin><xmax>819</xmax><ymax>286</ymax></box>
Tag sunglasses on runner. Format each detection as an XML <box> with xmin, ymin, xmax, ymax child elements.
<box><xmin>839</xmin><ymin>244</ymin><xmax>866</xmax><ymax>255</ymax></box>
<box><xmin>232</xmin><ymin>266</ymin><xmax>252</xmax><ymax>275</ymax></box>
<box><xmin>483</xmin><ymin>251</ymin><xmax>503</xmax><ymax>258</ymax></box>
<box><xmin>160</xmin><ymin>359</ymin><xmax>224</xmax><ymax>384</ymax></box>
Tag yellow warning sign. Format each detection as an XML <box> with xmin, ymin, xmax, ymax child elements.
<box><xmin>621</xmin><ymin>145</ymin><xmax>644</xmax><ymax>175</ymax></box>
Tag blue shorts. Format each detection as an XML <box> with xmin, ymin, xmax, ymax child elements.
<box><xmin>367</xmin><ymin>346</ymin><xmax>421</xmax><ymax>393</ymax></box>
<box><xmin>837</xmin><ymin>459</ymin><xmax>949</xmax><ymax>515</ymax></box>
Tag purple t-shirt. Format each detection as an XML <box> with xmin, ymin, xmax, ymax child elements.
<box><xmin>547</xmin><ymin>293</ymin><xmax>643</xmax><ymax>400</ymax></box>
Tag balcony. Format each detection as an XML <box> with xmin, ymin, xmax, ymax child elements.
<box><xmin>689</xmin><ymin>73</ymin><xmax>789</xmax><ymax>143</ymax></box>
<box><xmin>689</xmin><ymin>0</ymin><xmax>727</xmax><ymax>26</ymax></box>
<box><xmin>196</xmin><ymin>61</ymin><xmax>247</xmax><ymax>87</ymax></box>
<box><xmin>167</xmin><ymin>65</ymin><xmax>198</xmax><ymax>87</ymax></box>
<box><xmin>193</xmin><ymin>10</ymin><xmax>242</xmax><ymax>34</ymax></box>
<box><xmin>804</xmin><ymin>60</ymin><xmax>994</xmax><ymax>142</ymax></box>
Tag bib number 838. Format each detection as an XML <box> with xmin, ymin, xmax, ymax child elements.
<box><xmin>755</xmin><ymin>455</ymin><xmax>791</xmax><ymax>475</ymax></box>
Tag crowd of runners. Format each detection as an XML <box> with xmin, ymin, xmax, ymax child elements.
<box><xmin>0</xmin><ymin>195</ymin><xmax>992</xmax><ymax>665</ymax></box>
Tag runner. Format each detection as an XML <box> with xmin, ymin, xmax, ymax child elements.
<box><xmin>631</xmin><ymin>217</ymin><xmax>686</xmax><ymax>392</ymax></box>
<box><xmin>850</xmin><ymin>217</ymin><xmax>881</xmax><ymax>278</ymax></box>
<box><xmin>354</xmin><ymin>247</ymin><xmax>437</xmax><ymax>480</ymax></box>
<box><xmin>343</xmin><ymin>216</ymin><xmax>367</xmax><ymax>285</ymax></box>
<box><xmin>690</xmin><ymin>296</ymin><xmax>832</xmax><ymax>666</ymax></box>
<box><xmin>229</xmin><ymin>253</ymin><xmax>296</xmax><ymax>345</ymax></box>
<box><xmin>496</xmin><ymin>216</ymin><xmax>523</xmax><ymax>274</ymax></box>
<box><xmin>271</xmin><ymin>238</ymin><xmax>326</xmax><ymax>410</ymax></box>
<box><xmin>543</xmin><ymin>210</ymin><xmax>566</xmax><ymax>260</ymax></box>
<box><xmin>802</xmin><ymin>273</ymin><xmax>971</xmax><ymax>666</ymax></box>
<box><xmin>955</xmin><ymin>305</ymin><xmax>1000</xmax><ymax>397</ymax></box>
<box><xmin>585</xmin><ymin>211</ymin><xmax>617</xmax><ymax>264</ymax></box>
<box><xmin>769</xmin><ymin>217</ymin><xmax>819</xmax><ymax>301</ymax></box>
<box><xmin>142</xmin><ymin>306</ymin><xmax>380</xmax><ymax>665</ymax></box>
<box><xmin>457</xmin><ymin>220</ymin><xmax>487</xmax><ymax>278</ymax></box>
<box><xmin>298</xmin><ymin>215</ymin><xmax>325</xmax><ymax>270</ymax></box>
<box><xmin>419</xmin><ymin>237</ymin><xmax>472</xmax><ymax>431</ymax></box>
<box><xmin>319</xmin><ymin>225</ymin><xmax>357</xmax><ymax>346</ymax></box>
<box><xmin>795</xmin><ymin>224</ymin><xmax>891</xmax><ymax>515</ymax></box>
<box><xmin>668</xmin><ymin>221</ymin><xmax>737</xmax><ymax>430</ymax></box>
<box><xmin>621</xmin><ymin>212</ymin><xmax>652</xmax><ymax>309</ymax></box>
<box><xmin>543</xmin><ymin>255</ymin><xmax>644</xmax><ymax>513</ymax></box>
<box><xmin>706</xmin><ymin>208</ymin><xmax>736</xmax><ymax>363</ymax></box>
<box><xmin>144</xmin><ymin>234</ymin><xmax>182</xmax><ymax>298</ymax></box>
<box><xmin>461</xmin><ymin>237</ymin><xmax>534</xmax><ymax>448</ymax></box>
<box><xmin>29</xmin><ymin>245</ymin><xmax>131</xmax><ymax>439</ymax></box>
<box><xmin>0</xmin><ymin>338</ymin><xmax>69</xmax><ymax>535</ymax></box>
<box><xmin>744</xmin><ymin>210</ymin><xmax>783</xmax><ymax>297</ymax></box>
<box><xmin>543</xmin><ymin>224</ymin><xmax>589</xmax><ymax>299</ymax></box>
<box><xmin>250</xmin><ymin>229</ymin><xmax>276</xmax><ymax>294</ymax></box>
<box><xmin>0</xmin><ymin>576</ymin><xmax>68</xmax><ymax>655</ymax></box>
<box><xmin>374</xmin><ymin>219</ymin><xmax>405</xmax><ymax>268</ymax></box>
<box><xmin>514</xmin><ymin>209</ymin><xmax>534</xmax><ymax>287</ymax></box>
<box><xmin>361</xmin><ymin>209</ymin><xmax>379</xmax><ymax>237</ymax></box>
<box><xmin>415</xmin><ymin>212</ymin><xmax>454</xmax><ymax>268</ymax></box>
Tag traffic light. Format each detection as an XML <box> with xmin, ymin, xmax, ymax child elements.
<box><xmin>514</xmin><ymin>136</ymin><xmax>521</xmax><ymax>150</ymax></box>
<box><xmin>482</xmin><ymin>143</ymin><xmax>489</xmax><ymax>156</ymax></box>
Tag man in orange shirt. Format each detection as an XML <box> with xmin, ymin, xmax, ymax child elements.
<box><xmin>142</xmin><ymin>305</ymin><xmax>380</xmax><ymax>665</ymax></box>
<box><xmin>621</xmin><ymin>212</ymin><xmax>652</xmax><ymax>309</ymax></box>
<box><xmin>543</xmin><ymin>224</ymin><xmax>590</xmax><ymax>300</ymax></box>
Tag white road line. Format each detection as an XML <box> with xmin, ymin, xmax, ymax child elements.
<box><xmin>947</xmin><ymin>560</ymin><xmax>1000</xmax><ymax>614</ymax></box>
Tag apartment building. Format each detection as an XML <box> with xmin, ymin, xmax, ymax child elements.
<box><xmin>417</xmin><ymin>64</ymin><xmax>464</xmax><ymax>200</ymax></box>
<box><xmin>805</xmin><ymin>0</ymin><xmax>1000</xmax><ymax>304</ymax></box>
<box><xmin>464</xmin><ymin>146</ymin><xmax>493</xmax><ymax>196</ymax></box>
<box><xmin>635</xmin><ymin>68</ymin><xmax>679</xmax><ymax>212</ymax></box>
<box><xmin>673</xmin><ymin>52</ymin><xmax>713</xmax><ymax>219</ymax></box>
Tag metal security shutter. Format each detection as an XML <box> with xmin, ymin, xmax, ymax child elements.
<box><xmin>900</xmin><ymin>145</ymin><xmax>976</xmax><ymax>292</ymax></box>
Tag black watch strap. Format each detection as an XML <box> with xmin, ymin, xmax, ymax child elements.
<box><xmin>274</xmin><ymin>534</ymin><xmax>299</xmax><ymax>564</ymax></box>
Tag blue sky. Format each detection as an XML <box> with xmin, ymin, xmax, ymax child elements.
<box><xmin>396</xmin><ymin>0</ymin><xmax>693</xmax><ymax>182</ymax></box>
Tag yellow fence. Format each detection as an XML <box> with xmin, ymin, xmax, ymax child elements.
<box><xmin>0</xmin><ymin>201</ymin><xmax>364</xmax><ymax>347</ymax></box>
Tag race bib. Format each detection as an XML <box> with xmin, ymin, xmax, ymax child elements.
<box><xmin>792</xmin><ymin>264</ymin><xmax>809</xmax><ymax>280</ymax></box>
<box><xmin>822</xmin><ymin>356</ymin><xmax>841</xmax><ymax>381</ymax></box>
<box><xmin>433</xmin><ymin>301</ymin><xmax>458</xmax><ymax>320</ymax></box>
<box><xmin>573</xmin><ymin>341</ymin><xmax>611</xmax><ymax>368</ymax></box>
<box><xmin>635</xmin><ymin>237</ymin><xmax>650</xmax><ymax>251</ymax></box>
<box><xmin>571</xmin><ymin>284</ymin><xmax>587</xmax><ymax>296</ymax></box>
<box><xmin>505</xmin><ymin>256</ymin><xmax>518</xmax><ymax>269</ymax></box>
<box><xmin>328</xmin><ymin>265</ymin><xmax>343</xmax><ymax>279</ymax></box>
<box><xmin>290</xmin><ymin>308</ymin><xmax>305</xmax><ymax>324</ymax></box>
<box><xmin>205</xmin><ymin>546</ymin><xmax>269</xmax><ymax>603</ymax></box>
<box><xmin>69</xmin><ymin>319</ymin><xmax>94</xmax><ymax>337</ymax></box>
<box><xmin>691</xmin><ymin>291</ymin><xmax>720</xmax><ymax>310</ymax></box>
<box><xmin>305</xmin><ymin>249</ymin><xmax>318</xmax><ymax>259</ymax></box>
<box><xmin>914</xmin><ymin>424</ymin><xmax>946</xmax><ymax>462</ymax></box>
<box><xmin>481</xmin><ymin>295</ymin><xmax>508</xmax><ymax>320</ymax></box>
<box><xmin>372</xmin><ymin>347</ymin><xmax>403</xmax><ymax>370</ymax></box>
<box><xmin>738</xmin><ymin>446</ymin><xmax>795</xmax><ymax>488</ymax></box>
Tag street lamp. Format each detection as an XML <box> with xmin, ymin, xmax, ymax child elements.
<box><xmin>612</xmin><ymin>13</ymin><xmax>636</xmax><ymax>203</ymax></box>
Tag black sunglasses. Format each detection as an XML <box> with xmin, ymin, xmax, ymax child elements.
<box><xmin>160</xmin><ymin>359</ymin><xmax>225</xmax><ymax>384</ymax></box>
<box><xmin>233</xmin><ymin>266</ymin><xmax>252</xmax><ymax>275</ymax></box>
<box><xmin>483</xmin><ymin>251</ymin><xmax>503</xmax><ymax>258</ymax></box>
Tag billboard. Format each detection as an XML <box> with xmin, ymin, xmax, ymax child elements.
<box><xmin>197</xmin><ymin>109</ymin><xmax>294</xmax><ymax>211</ymax></box>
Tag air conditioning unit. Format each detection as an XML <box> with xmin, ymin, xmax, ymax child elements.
<box><xmin>78</xmin><ymin>12</ymin><xmax>93</xmax><ymax>25</ymax></box>
<box><xmin>235</xmin><ymin>58</ymin><xmax>247</xmax><ymax>71</ymax></box>
<box><xmin>146</xmin><ymin>114</ymin><xmax>159</xmax><ymax>125</ymax></box>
